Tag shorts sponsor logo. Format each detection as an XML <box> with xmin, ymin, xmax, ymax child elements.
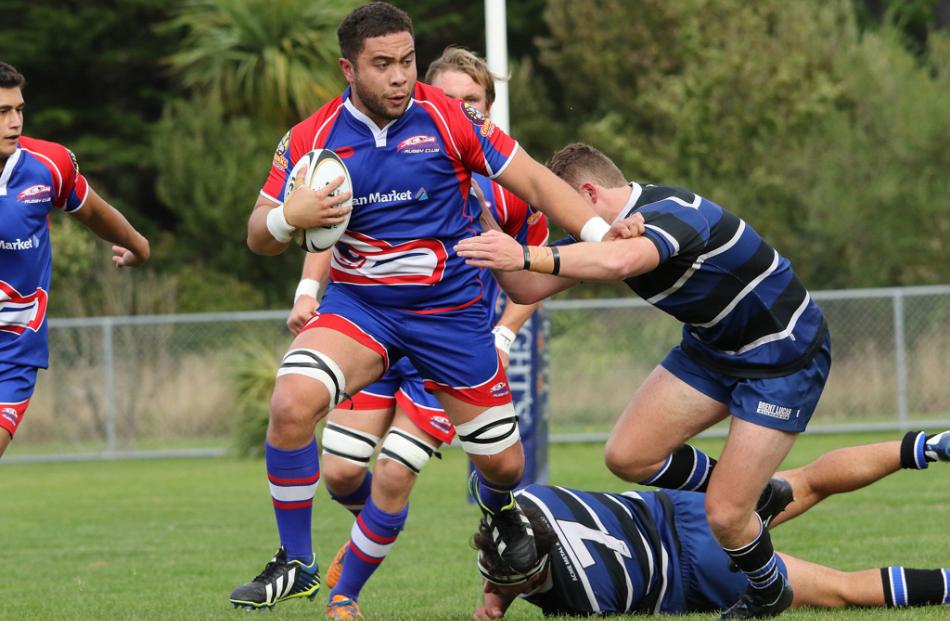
<box><xmin>0</xmin><ymin>235</ymin><xmax>40</xmax><ymax>251</ymax></box>
<box><xmin>1</xmin><ymin>407</ymin><xmax>18</xmax><ymax>426</ymax></box>
<box><xmin>756</xmin><ymin>401</ymin><xmax>796</xmax><ymax>421</ymax></box>
<box><xmin>17</xmin><ymin>184</ymin><xmax>52</xmax><ymax>204</ymax></box>
<box><xmin>490</xmin><ymin>381</ymin><xmax>510</xmax><ymax>398</ymax></box>
<box><xmin>352</xmin><ymin>189</ymin><xmax>414</xmax><ymax>207</ymax></box>
<box><xmin>430</xmin><ymin>415</ymin><xmax>452</xmax><ymax>434</ymax></box>
<box><xmin>397</xmin><ymin>134</ymin><xmax>439</xmax><ymax>154</ymax></box>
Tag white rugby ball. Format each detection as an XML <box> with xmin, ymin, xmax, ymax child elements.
<box><xmin>289</xmin><ymin>149</ymin><xmax>353</xmax><ymax>252</ymax></box>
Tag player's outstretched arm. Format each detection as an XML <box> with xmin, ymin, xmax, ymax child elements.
<box><xmin>495</xmin><ymin>150</ymin><xmax>611</xmax><ymax>242</ymax></box>
<box><xmin>69</xmin><ymin>187</ymin><xmax>149</xmax><ymax>268</ymax></box>
<box><xmin>771</xmin><ymin>440</ymin><xmax>903</xmax><ymax>528</ymax></box>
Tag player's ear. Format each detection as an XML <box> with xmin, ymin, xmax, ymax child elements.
<box><xmin>339</xmin><ymin>57</ymin><xmax>356</xmax><ymax>83</ymax></box>
<box><xmin>579</xmin><ymin>181</ymin><xmax>598</xmax><ymax>206</ymax></box>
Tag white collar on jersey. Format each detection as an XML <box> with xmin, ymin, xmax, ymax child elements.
<box><xmin>612</xmin><ymin>181</ymin><xmax>643</xmax><ymax>223</ymax></box>
<box><xmin>0</xmin><ymin>147</ymin><xmax>22</xmax><ymax>196</ymax></box>
<box><xmin>343</xmin><ymin>97</ymin><xmax>413</xmax><ymax>148</ymax></box>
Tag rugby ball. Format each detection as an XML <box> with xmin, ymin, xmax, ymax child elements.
<box><xmin>288</xmin><ymin>149</ymin><xmax>353</xmax><ymax>252</ymax></box>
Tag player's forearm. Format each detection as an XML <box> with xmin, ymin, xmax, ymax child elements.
<box><xmin>247</xmin><ymin>203</ymin><xmax>291</xmax><ymax>256</ymax></box>
<box><xmin>493</xmin><ymin>268</ymin><xmax>574</xmax><ymax>305</ymax></box>
<box><xmin>497</xmin><ymin>151</ymin><xmax>606</xmax><ymax>240</ymax></box>
<box><xmin>300</xmin><ymin>250</ymin><xmax>332</xmax><ymax>282</ymax></box>
<box><xmin>523</xmin><ymin>238</ymin><xmax>656</xmax><ymax>282</ymax></box>
<box><xmin>71</xmin><ymin>189</ymin><xmax>149</xmax><ymax>260</ymax></box>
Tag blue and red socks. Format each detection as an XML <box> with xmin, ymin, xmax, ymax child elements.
<box><xmin>329</xmin><ymin>472</ymin><xmax>373</xmax><ymax>516</ymax></box>
<box><xmin>641</xmin><ymin>444</ymin><xmax>717</xmax><ymax>492</ymax></box>
<box><xmin>332</xmin><ymin>496</ymin><xmax>408</xmax><ymax>601</ymax></box>
<box><xmin>881</xmin><ymin>567</ymin><xmax>950</xmax><ymax>607</ymax></box>
<box><xmin>266</xmin><ymin>439</ymin><xmax>320</xmax><ymax>563</ymax></box>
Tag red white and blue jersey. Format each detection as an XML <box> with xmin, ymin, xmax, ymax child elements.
<box><xmin>620</xmin><ymin>183</ymin><xmax>826</xmax><ymax>377</ymax></box>
<box><xmin>262</xmin><ymin>83</ymin><xmax>518</xmax><ymax>313</ymax></box>
<box><xmin>472</xmin><ymin>174</ymin><xmax>548</xmax><ymax>324</ymax></box>
<box><xmin>0</xmin><ymin>137</ymin><xmax>89</xmax><ymax>368</ymax></box>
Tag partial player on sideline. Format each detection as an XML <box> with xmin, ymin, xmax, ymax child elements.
<box><xmin>0</xmin><ymin>62</ymin><xmax>150</xmax><ymax>458</ymax></box>
<box><xmin>457</xmin><ymin>143</ymin><xmax>831</xmax><ymax>618</ymax></box>
<box><xmin>471</xmin><ymin>431</ymin><xmax>950</xmax><ymax>618</ymax></box>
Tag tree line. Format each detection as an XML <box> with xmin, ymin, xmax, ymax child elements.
<box><xmin>2</xmin><ymin>0</ymin><xmax>947</xmax><ymax>316</ymax></box>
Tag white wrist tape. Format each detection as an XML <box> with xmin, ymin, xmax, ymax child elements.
<box><xmin>492</xmin><ymin>325</ymin><xmax>516</xmax><ymax>355</ymax></box>
<box><xmin>294</xmin><ymin>279</ymin><xmax>320</xmax><ymax>303</ymax></box>
<box><xmin>579</xmin><ymin>216</ymin><xmax>611</xmax><ymax>242</ymax></box>
<box><xmin>266</xmin><ymin>204</ymin><xmax>296</xmax><ymax>243</ymax></box>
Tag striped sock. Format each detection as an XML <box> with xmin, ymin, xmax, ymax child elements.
<box><xmin>900</xmin><ymin>431</ymin><xmax>930</xmax><ymax>469</ymax></box>
<box><xmin>332</xmin><ymin>496</ymin><xmax>407</xmax><ymax>601</ymax></box>
<box><xmin>881</xmin><ymin>567</ymin><xmax>950</xmax><ymax>607</ymax></box>
<box><xmin>641</xmin><ymin>445</ymin><xmax>717</xmax><ymax>492</ymax></box>
<box><xmin>723</xmin><ymin>517</ymin><xmax>786</xmax><ymax>601</ymax></box>
<box><xmin>266</xmin><ymin>439</ymin><xmax>320</xmax><ymax>563</ymax></box>
<box><xmin>329</xmin><ymin>472</ymin><xmax>373</xmax><ymax>517</ymax></box>
<box><xmin>474</xmin><ymin>472</ymin><xmax>517</xmax><ymax>514</ymax></box>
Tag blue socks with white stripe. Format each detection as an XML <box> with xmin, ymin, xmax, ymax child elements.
<box><xmin>640</xmin><ymin>444</ymin><xmax>717</xmax><ymax>492</ymax></box>
<box><xmin>881</xmin><ymin>567</ymin><xmax>950</xmax><ymax>607</ymax></box>
<box><xmin>266</xmin><ymin>440</ymin><xmax>320</xmax><ymax>563</ymax></box>
<box><xmin>332</xmin><ymin>496</ymin><xmax>408</xmax><ymax>601</ymax></box>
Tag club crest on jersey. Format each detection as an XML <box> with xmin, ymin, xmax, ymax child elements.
<box><xmin>397</xmin><ymin>134</ymin><xmax>439</xmax><ymax>154</ymax></box>
<box><xmin>0</xmin><ymin>280</ymin><xmax>48</xmax><ymax>335</ymax></box>
<box><xmin>273</xmin><ymin>131</ymin><xmax>290</xmax><ymax>169</ymax></box>
<box><xmin>17</xmin><ymin>184</ymin><xmax>52</xmax><ymax>204</ymax></box>
<box><xmin>461</xmin><ymin>102</ymin><xmax>494</xmax><ymax>137</ymax></box>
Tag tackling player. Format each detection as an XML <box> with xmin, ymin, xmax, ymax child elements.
<box><xmin>282</xmin><ymin>46</ymin><xmax>550</xmax><ymax>621</ymax></box>
<box><xmin>456</xmin><ymin>143</ymin><xmax>833</xmax><ymax>618</ymax></box>
<box><xmin>471</xmin><ymin>430</ymin><xmax>950</xmax><ymax>618</ymax></box>
<box><xmin>231</xmin><ymin>3</ymin><xmax>626</xmax><ymax>612</ymax></box>
<box><xmin>0</xmin><ymin>62</ymin><xmax>149</xmax><ymax>458</ymax></box>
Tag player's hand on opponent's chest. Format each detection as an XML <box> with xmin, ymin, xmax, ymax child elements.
<box><xmin>283</xmin><ymin>167</ymin><xmax>352</xmax><ymax>230</ymax></box>
<box><xmin>455</xmin><ymin>230</ymin><xmax>525</xmax><ymax>272</ymax></box>
<box><xmin>603</xmin><ymin>212</ymin><xmax>645</xmax><ymax>241</ymax></box>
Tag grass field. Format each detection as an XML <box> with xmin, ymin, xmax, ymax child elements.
<box><xmin>1</xmin><ymin>432</ymin><xmax>948</xmax><ymax>620</ymax></box>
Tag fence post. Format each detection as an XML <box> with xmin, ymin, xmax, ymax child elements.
<box><xmin>892</xmin><ymin>290</ymin><xmax>909</xmax><ymax>431</ymax></box>
<box><xmin>102</xmin><ymin>318</ymin><xmax>117</xmax><ymax>453</ymax></box>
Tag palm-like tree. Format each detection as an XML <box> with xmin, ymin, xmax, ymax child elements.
<box><xmin>160</xmin><ymin>0</ymin><xmax>358</xmax><ymax>125</ymax></box>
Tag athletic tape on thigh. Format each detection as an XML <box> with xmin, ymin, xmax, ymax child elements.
<box><xmin>378</xmin><ymin>427</ymin><xmax>442</xmax><ymax>475</ymax></box>
<box><xmin>454</xmin><ymin>403</ymin><xmax>520</xmax><ymax>456</ymax></box>
<box><xmin>321</xmin><ymin>422</ymin><xmax>380</xmax><ymax>467</ymax></box>
<box><xmin>276</xmin><ymin>348</ymin><xmax>348</xmax><ymax>406</ymax></box>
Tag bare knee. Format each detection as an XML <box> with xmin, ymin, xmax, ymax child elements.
<box><xmin>268</xmin><ymin>385</ymin><xmax>326</xmax><ymax>447</ymax></box>
<box><xmin>471</xmin><ymin>445</ymin><xmax>524</xmax><ymax>485</ymax></box>
<box><xmin>604</xmin><ymin>440</ymin><xmax>663</xmax><ymax>482</ymax></box>
<box><xmin>372</xmin><ymin>459</ymin><xmax>417</xmax><ymax>508</ymax></box>
<box><xmin>705</xmin><ymin>492</ymin><xmax>757</xmax><ymax>543</ymax></box>
<box><xmin>322</xmin><ymin>457</ymin><xmax>368</xmax><ymax>498</ymax></box>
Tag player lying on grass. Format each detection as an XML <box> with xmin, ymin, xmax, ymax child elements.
<box><xmin>471</xmin><ymin>431</ymin><xmax>950</xmax><ymax>618</ymax></box>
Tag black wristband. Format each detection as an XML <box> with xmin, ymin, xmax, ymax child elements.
<box><xmin>551</xmin><ymin>246</ymin><xmax>560</xmax><ymax>275</ymax></box>
<box><xmin>523</xmin><ymin>245</ymin><xmax>531</xmax><ymax>270</ymax></box>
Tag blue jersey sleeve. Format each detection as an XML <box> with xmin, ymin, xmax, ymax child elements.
<box><xmin>639</xmin><ymin>201</ymin><xmax>710</xmax><ymax>263</ymax></box>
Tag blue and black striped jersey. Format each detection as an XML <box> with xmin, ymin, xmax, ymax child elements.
<box><xmin>517</xmin><ymin>484</ymin><xmax>680</xmax><ymax>616</ymax></box>
<box><xmin>622</xmin><ymin>182</ymin><xmax>826</xmax><ymax>377</ymax></box>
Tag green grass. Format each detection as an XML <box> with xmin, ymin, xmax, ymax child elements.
<box><xmin>1</xmin><ymin>433</ymin><xmax>948</xmax><ymax>620</ymax></box>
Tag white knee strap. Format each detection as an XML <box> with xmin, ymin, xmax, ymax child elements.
<box><xmin>277</xmin><ymin>348</ymin><xmax>348</xmax><ymax>407</ymax></box>
<box><xmin>321</xmin><ymin>422</ymin><xmax>380</xmax><ymax>467</ymax></box>
<box><xmin>454</xmin><ymin>403</ymin><xmax>520</xmax><ymax>456</ymax></box>
<box><xmin>378</xmin><ymin>427</ymin><xmax>441</xmax><ymax>475</ymax></box>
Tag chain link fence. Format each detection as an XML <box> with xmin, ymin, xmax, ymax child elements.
<box><xmin>6</xmin><ymin>285</ymin><xmax>949</xmax><ymax>463</ymax></box>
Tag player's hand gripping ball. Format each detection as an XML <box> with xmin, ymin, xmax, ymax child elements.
<box><xmin>287</xmin><ymin>149</ymin><xmax>353</xmax><ymax>252</ymax></box>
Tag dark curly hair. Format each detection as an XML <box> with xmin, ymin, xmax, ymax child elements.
<box><xmin>337</xmin><ymin>2</ymin><xmax>413</xmax><ymax>62</ymax></box>
<box><xmin>472</xmin><ymin>505</ymin><xmax>557</xmax><ymax>579</ymax></box>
